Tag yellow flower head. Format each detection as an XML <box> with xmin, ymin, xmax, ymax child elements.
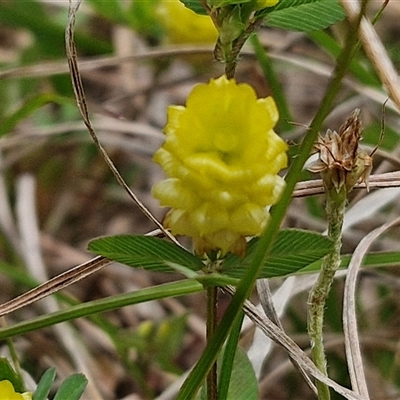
<box><xmin>0</xmin><ymin>380</ymin><xmax>32</xmax><ymax>400</ymax></box>
<box><xmin>152</xmin><ymin>75</ymin><xmax>287</xmax><ymax>256</ymax></box>
<box><xmin>156</xmin><ymin>0</ymin><xmax>218</xmax><ymax>44</ymax></box>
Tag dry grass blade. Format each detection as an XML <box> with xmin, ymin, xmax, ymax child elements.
<box><xmin>293</xmin><ymin>171</ymin><xmax>400</xmax><ymax>197</ymax></box>
<box><xmin>223</xmin><ymin>286</ymin><xmax>367</xmax><ymax>400</ymax></box>
<box><xmin>0</xmin><ymin>256</ymin><xmax>111</xmax><ymax>318</ymax></box>
<box><xmin>340</xmin><ymin>0</ymin><xmax>400</xmax><ymax>113</ymax></box>
<box><xmin>0</xmin><ymin>224</ymin><xmax>164</xmax><ymax>318</ymax></box>
<box><xmin>343</xmin><ymin>215</ymin><xmax>400</xmax><ymax>398</ymax></box>
<box><xmin>0</xmin><ymin>46</ymin><xmax>214</xmax><ymax>80</ymax></box>
<box><xmin>65</xmin><ymin>0</ymin><xmax>179</xmax><ymax>247</ymax></box>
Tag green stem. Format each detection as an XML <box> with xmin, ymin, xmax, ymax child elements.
<box><xmin>308</xmin><ymin>186</ymin><xmax>347</xmax><ymax>400</ymax></box>
<box><xmin>224</xmin><ymin>18</ymin><xmax>263</xmax><ymax>79</ymax></box>
<box><xmin>206</xmin><ymin>285</ymin><xmax>218</xmax><ymax>400</ymax></box>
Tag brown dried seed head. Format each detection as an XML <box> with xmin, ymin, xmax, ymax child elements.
<box><xmin>308</xmin><ymin>109</ymin><xmax>373</xmax><ymax>192</ymax></box>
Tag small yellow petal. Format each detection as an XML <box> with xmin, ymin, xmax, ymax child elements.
<box><xmin>164</xmin><ymin>209</ymin><xmax>195</xmax><ymax>237</ymax></box>
<box><xmin>191</xmin><ymin>203</ymin><xmax>229</xmax><ymax>236</ymax></box>
<box><xmin>231</xmin><ymin>203</ymin><xmax>269</xmax><ymax>235</ymax></box>
<box><xmin>257</xmin><ymin>97</ymin><xmax>279</xmax><ymax>126</ymax></box>
<box><xmin>152</xmin><ymin>179</ymin><xmax>199</xmax><ymax>210</ymax></box>
<box><xmin>250</xmin><ymin>175</ymin><xmax>285</xmax><ymax>205</ymax></box>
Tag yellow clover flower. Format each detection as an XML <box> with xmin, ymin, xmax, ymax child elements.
<box><xmin>0</xmin><ymin>380</ymin><xmax>32</xmax><ymax>400</ymax></box>
<box><xmin>152</xmin><ymin>75</ymin><xmax>287</xmax><ymax>256</ymax></box>
<box><xmin>156</xmin><ymin>0</ymin><xmax>218</xmax><ymax>44</ymax></box>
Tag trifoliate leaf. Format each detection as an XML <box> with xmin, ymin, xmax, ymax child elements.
<box><xmin>88</xmin><ymin>235</ymin><xmax>204</xmax><ymax>273</ymax></box>
<box><xmin>222</xmin><ymin>229</ymin><xmax>333</xmax><ymax>278</ymax></box>
<box><xmin>260</xmin><ymin>0</ymin><xmax>345</xmax><ymax>32</ymax></box>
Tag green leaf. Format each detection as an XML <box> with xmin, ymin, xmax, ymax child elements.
<box><xmin>218</xmin><ymin>313</ymin><xmax>245</xmax><ymax>400</ymax></box>
<box><xmin>33</xmin><ymin>368</ymin><xmax>56</xmax><ymax>400</ymax></box>
<box><xmin>223</xmin><ymin>347</ymin><xmax>258</xmax><ymax>400</ymax></box>
<box><xmin>53</xmin><ymin>374</ymin><xmax>87</xmax><ymax>400</ymax></box>
<box><xmin>261</xmin><ymin>0</ymin><xmax>346</xmax><ymax>32</ymax></box>
<box><xmin>0</xmin><ymin>357</ymin><xmax>24</xmax><ymax>393</ymax></box>
<box><xmin>180</xmin><ymin>0</ymin><xmax>208</xmax><ymax>15</ymax></box>
<box><xmin>222</xmin><ymin>229</ymin><xmax>333</xmax><ymax>278</ymax></box>
<box><xmin>199</xmin><ymin>346</ymin><xmax>258</xmax><ymax>400</ymax></box>
<box><xmin>88</xmin><ymin>235</ymin><xmax>204</xmax><ymax>273</ymax></box>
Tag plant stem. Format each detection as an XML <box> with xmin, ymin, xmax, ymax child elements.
<box><xmin>206</xmin><ymin>285</ymin><xmax>218</xmax><ymax>400</ymax></box>
<box><xmin>308</xmin><ymin>185</ymin><xmax>347</xmax><ymax>400</ymax></box>
<box><xmin>224</xmin><ymin>18</ymin><xmax>263</xmax><ymax>79</ymax></box>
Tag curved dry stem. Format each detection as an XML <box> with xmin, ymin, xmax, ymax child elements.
<box><xmin>65</xmin><ymin>0</ymin><xmax>180</xmax><ymax>247</ymax></box>
<box><xmin>343</xmin><ymin>215</ymin><xmax>400</xmax><ymax>397</ymax></box>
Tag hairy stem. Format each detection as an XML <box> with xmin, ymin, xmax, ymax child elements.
<box><xmin>308</xmin><ymin>186</ymin><xmax>347</xmax><ymax>400</ymax></box>
<box><xmin>224</xmin><ymin>18</ymin><xmax>263</xmax><ymax>79</ymax></box>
